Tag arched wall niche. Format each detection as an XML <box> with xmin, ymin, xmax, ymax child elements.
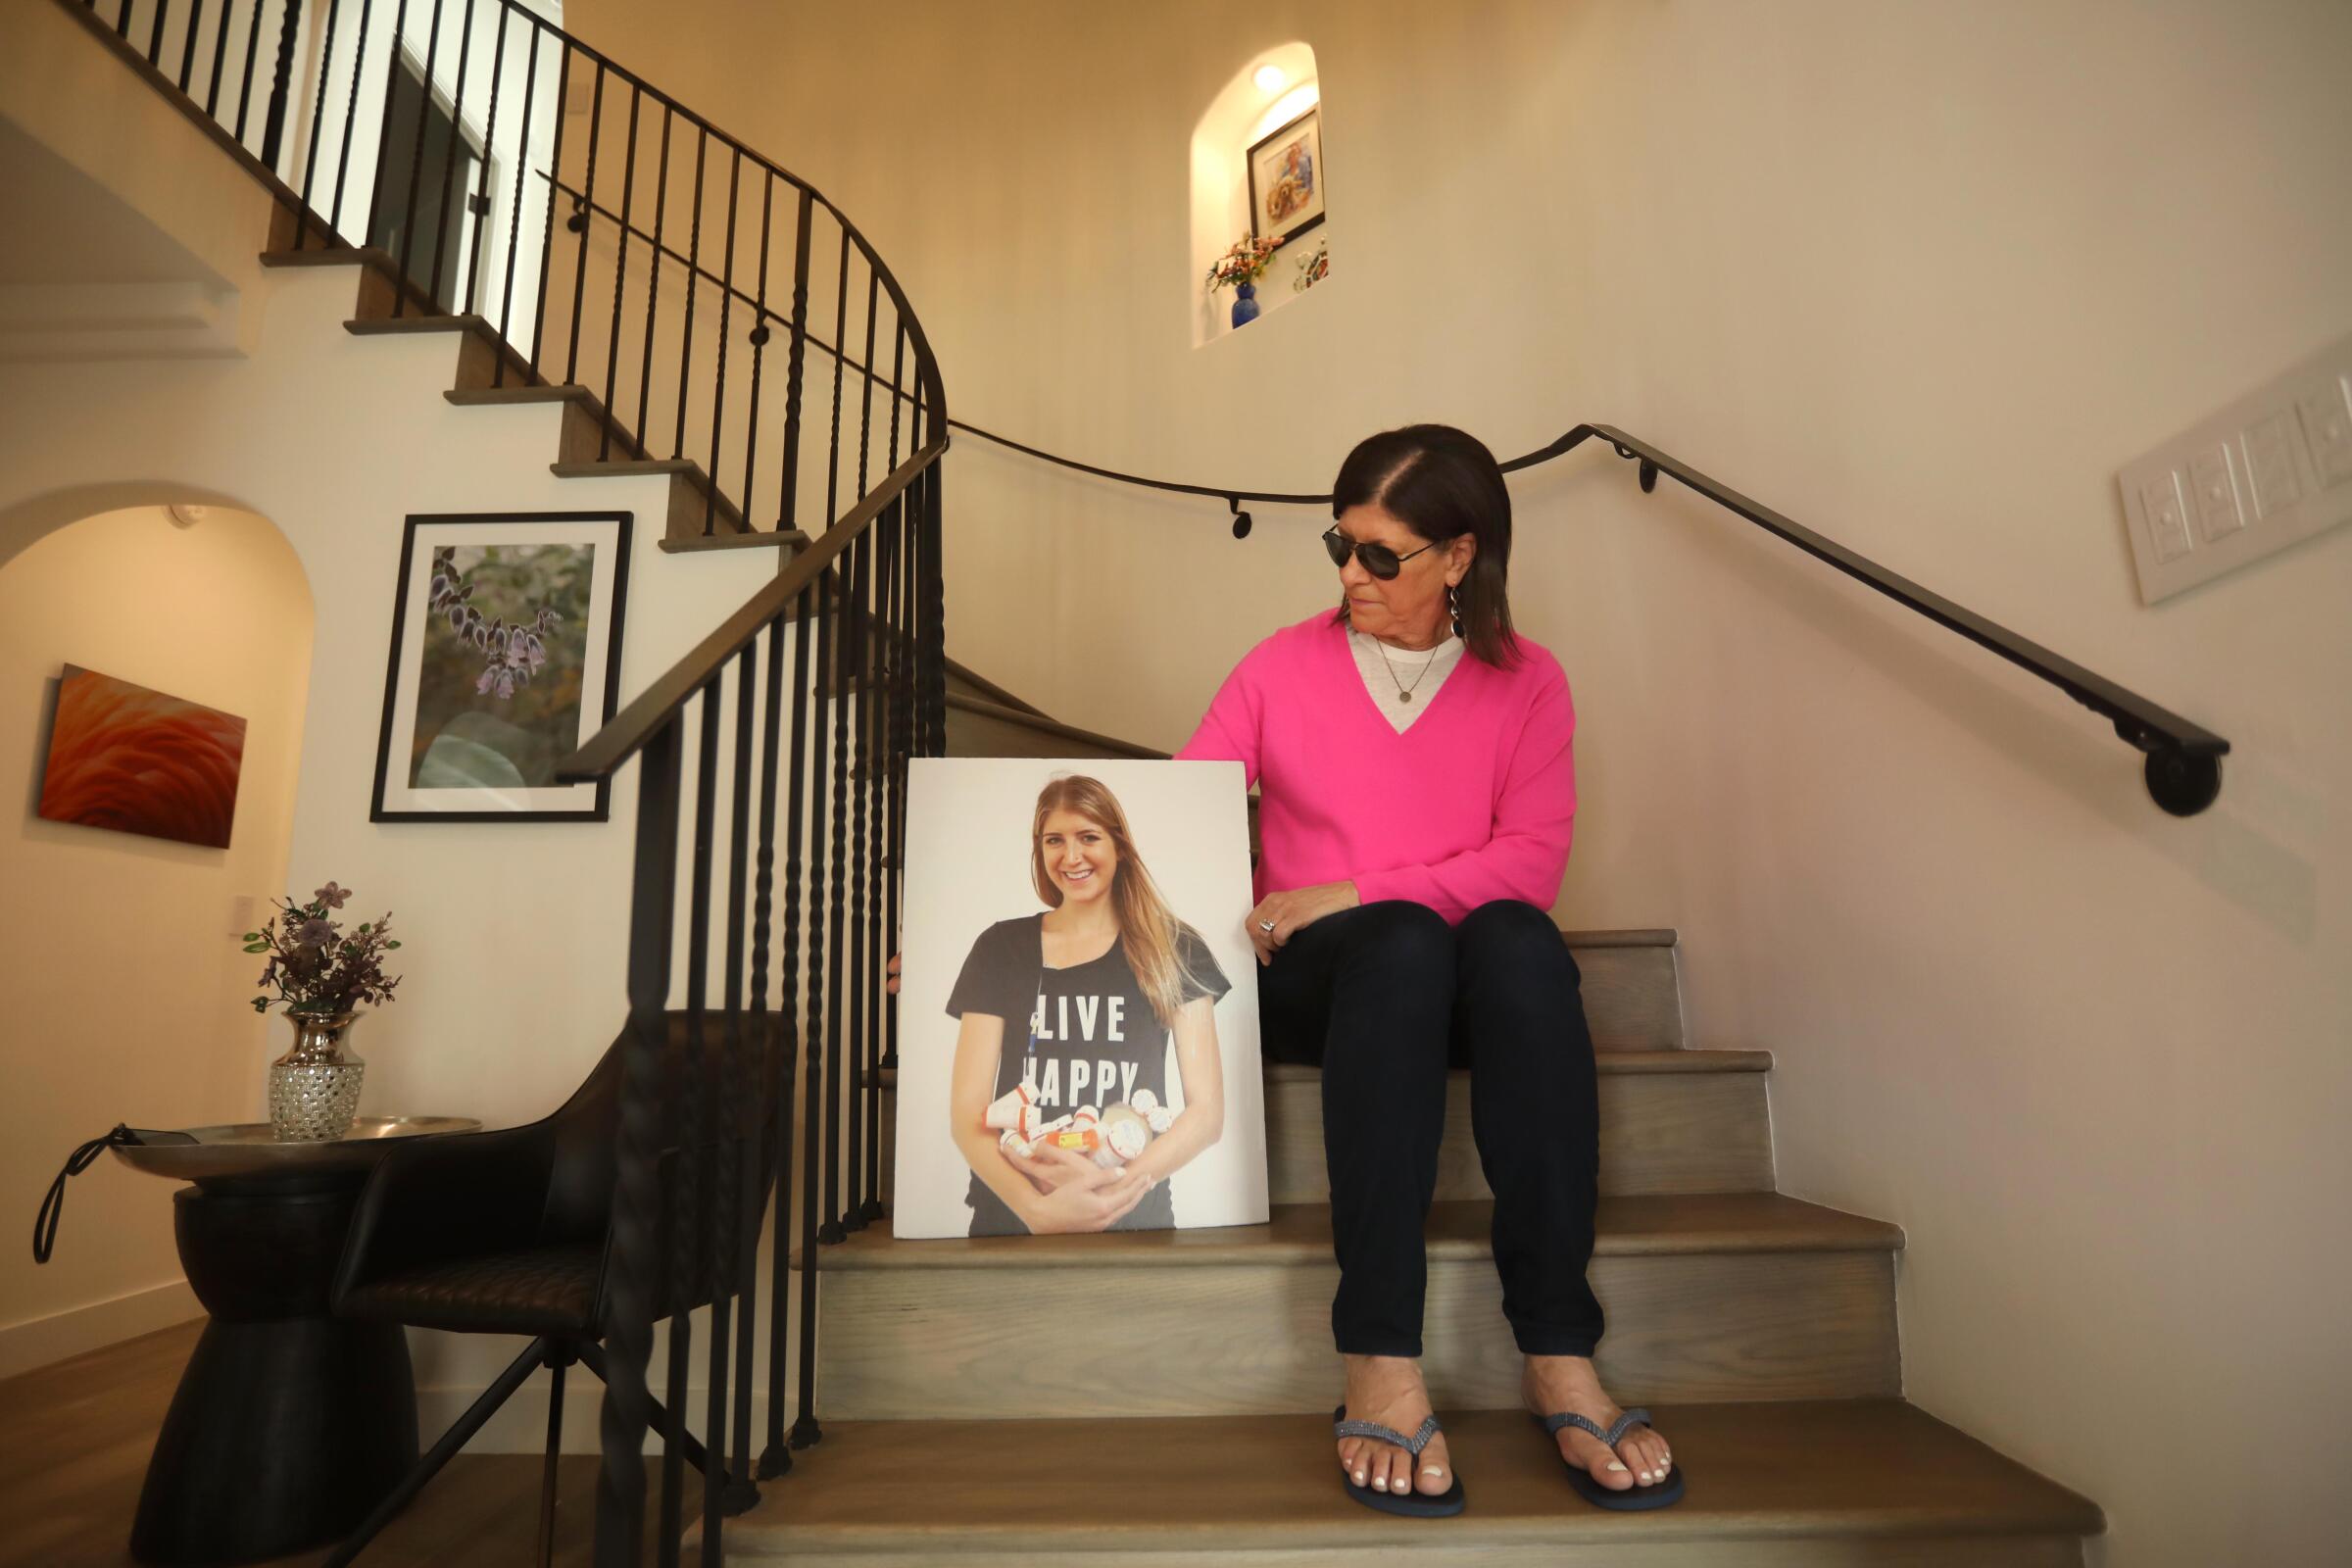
<box><xmin>1189</xmin><ymin>41</ymin><xmax>1329</xmax><ymax>349</ymax></box>
<box><xmin>0</xmin><ymin>495</ymin><xmax>316</xmax><ymax>1373</ymax></box>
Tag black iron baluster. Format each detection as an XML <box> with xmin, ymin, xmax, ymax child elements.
<box><xmin>523</xmin><ymin>39</ymin><xmax>569</xmax><ymax>385</ymax></box>
<box><xmin>597</xmin><ymin>85</ymin><xmax>642</xmax><ymax>457</ymax></box>
<box><xmin>390</xmin><ymin>0</ymin><xmax>449</xmax><ymax>313</ymax></box>
<box><xmin>761</xmin><ymin>591</ymin><xmax>814</xmax><ymax>1474</ymax></box>
<box><xmin>591</xmin><ymin>716</ymin><xmax>681</xmax><ymax>1568</ymax></box>
<box><xmin>774</xmin><ymin>189</ymin><xmax>813</xmax><ymax>535</ymax></box>
<box><xmin>203</xmin><ymin>0</ymin><xmax>235</xmax><ymax>118</ymax></box>
<box><xmin>789</xmin><ymin>582</ymin><xmax>833</xmax><ymax>1447</ymax></box>
<box><xmin>670</xmin><ymin>126</ymin><xmax>708</xmax><ymax>460</ymax></box>
<box><xmin>659</xmin><ymin>682</ymin><xmax>719</xmax><ymax>1568</ymax></box>
<box><xmin>493</xmin><ymin>17</ymin><xmax>537</xmax><ymax>368</ymax></box>
<box><xmin>702</xmin><ymin>646</ymin><xmax>756</xmax><ymax>1556</ymax></box>
<box><xmin>293</xmin><ymin>0</ymin><xmax>344</xmax><ymax>249</ymax></box>
<box><xmin>738</xmin><ymin>176</ymin><xmax>774</xmax><ymax>528</ymax></box>
<box><xmin>703</xmin><ymin>148</ymin><xmax>742</xmax><ymax>538</ymax></box>
<box><xmin>117</xmin><ymin>0</ymin><xmax>130</xmax><ymax>41</ymax></box>
<box><xmin>259</xmin><ymin>0</ymin><xmax>303</xmax><ymax>172</ymax></box>
<box><xmin>854</xmin><ymin>271</ymin><xmax>878</xmax><ymax>504</ymax></box>
<box><xmin>820</xmin><ymin>228</ymin><xmax>849</xmax><ymax>531</ymax></box>
<box><xmin>360</xmin><ymin>0</ymin><xmax>411</xmax><ymax>248</ymax></box>
<box><xmin>421</xmin><ymin>0</ymin><xmax>479</xmax><ymax>311</ymax></box>
<box><xmin>324</xmin><ymin>0</ymin><xmax>371</xmax><ymax>232</ymax></box>
<box><xmin>561</xmin><ymin>62</ymin><xmax>605</xmax><ymax>378</ymax></box>
<box><xmin>459</xmin><ymin>2</ymin><xmax>506</xmax><ymax>316</ymax></box>
<box><xmin>817</xmin><ymin>538</ymin><xmax>854</xmax><ymax>1248</ymax></box>
<box><xmin>841</xmin><ymin>527</ymin><xmax>870</xmax><ymax>1230</ymax></box>
<box><xmin>728</xmin><ymin>608</ymin><xmax>786</xmax><ymax>1508</ymax></box>
<box><xmin>231</xmin><ymin>0</ymin><xmax>270</xmax><ymax>144</ymax></box>
<box><xmin>631</xmin><ymin>106</ymin><xmax>671</xmax><ymax>453</ymax></box>
<box><xmin>176</xmin><ymin>0</ymin><xmax>202</xmax><ymax>92</ymax></box>
<box><xmin>147</xmin><ymin>0</ymin><xmax>167</xmax><ymax>67</ymax></box>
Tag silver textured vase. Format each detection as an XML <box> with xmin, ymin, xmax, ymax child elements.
<box><xmin>268</xmin><ymin>1011</ymin><xmax>365</xmax><ymax>1142</ymax></box>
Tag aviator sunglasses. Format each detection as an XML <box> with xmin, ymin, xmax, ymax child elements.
<box><xmin>1323</xmin><ymin>526</ymin><xmax>1438</xmax><ymax>580</ymax></box>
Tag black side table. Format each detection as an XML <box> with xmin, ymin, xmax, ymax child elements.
<box><xmin>111</xmin><ymin>1118</ymin><xmax>477</xmax><ymax>1566</ymax></box>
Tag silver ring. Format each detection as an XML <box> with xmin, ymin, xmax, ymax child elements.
<box><xmin>1258</xmin><ymin>919</ymin><xmax>1277</xmax><ymax>932</ymax></box>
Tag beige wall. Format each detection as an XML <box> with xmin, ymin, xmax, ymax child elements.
<box><xmin>568</xmin><ymin>3</ymin><xmax>2352</xmax><ymax>1563</ymax></box>
<box><xmin>0</xmin><ymin>506</ymin><xmax>313</xmax><ymax>1376</ymax></box>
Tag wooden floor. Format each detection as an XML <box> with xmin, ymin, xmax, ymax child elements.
<box><xmin>0</xmin><ymin>1320</ymin><xmax>629</xmax><ymax>1568</ymax></box>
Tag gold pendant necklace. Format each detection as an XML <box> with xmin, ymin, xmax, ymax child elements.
<box><xmin>1369</xmin><ymin>632</ymin><xmax>1443</xmax><ymax>704</ymax></box>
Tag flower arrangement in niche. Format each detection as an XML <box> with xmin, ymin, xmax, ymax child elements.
<box><xmin>1204</xmin><ymin>233</ymin><xmax>1285</xmax><ymax>292</ymax></box>
<box><xmin>242</xmin><ymin>882</ymin><xmax>404</xmax><ymax>1015</ymax></box>
<box><xmin>427</xmin><ymin>545</ymin><xmax>563</xmax><ymax>701</ymax></box>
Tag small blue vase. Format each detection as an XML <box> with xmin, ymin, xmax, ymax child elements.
<box><xmin>1231</xmin><ymin>281</ymin><xmax>1260</xmax><ymax>327</ymax></box>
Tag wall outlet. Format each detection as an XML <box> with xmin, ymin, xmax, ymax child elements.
<box><xmin>2120</xmin><ymin>333</ymin><xmax>2352</xmax><ymax>603</ymax></box>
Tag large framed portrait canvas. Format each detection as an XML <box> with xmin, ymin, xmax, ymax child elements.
<box><xmin>1248</xmin><ymin>105</ymin><xmax>1326</xmax><ymax>245</ymax></box>
<box><xmin>370</xmin><ymin>511</ymin><xmax>631</xmax><ymax>822</ymax></box>
<box><xmin>894</xmin><ymin>758</ymin><xmax>1269</xmax><ymax>1239</ymax></box>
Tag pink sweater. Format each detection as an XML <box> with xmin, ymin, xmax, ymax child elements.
<box><xmin>1176</xmin><ymin>613</ymin><xmax>1577</xmax><ymax>925</ymax></box>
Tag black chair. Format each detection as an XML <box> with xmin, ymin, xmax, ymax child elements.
<box><xmin>325</xmin><ymin>1014</ymin><xmax>747</xmax><ymax>1566</ymax></box>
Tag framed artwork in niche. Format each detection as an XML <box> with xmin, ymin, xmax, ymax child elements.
<box><xmin>37</xmin><ymin>665</ymin><xmax>247</xmax><ymax>848</ymax></box>
<box><xmin>1248</xmin><ymin>106</ymin><xmax>1326</xmax><ymax>245</ymax></box>
<box><xmin>370</xmin><ymin>511</ymin><xmax>632</xmax><ymax>823</ymax></box>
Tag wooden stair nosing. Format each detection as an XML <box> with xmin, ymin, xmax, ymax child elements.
<box><xmin>658</xmin><ymin>528</ymin><xmax>812</xmax><ymax>555</ymax></box>
<box><xmin>714</xmin><ymin>1400</ymin><xmax>2101</xmax><ymax>1559</ymax></box>
<box><xmin>943</xmin><ymin>692</ymin><xmax>1170</xmax><ymax>760</ymax></box>
<box><xmin>547</xmin><ymin>457</ymin><xmax>755</xmax><ymax>538</ymax></box>
<box><xmin>798</xmin><ymin>1194</ymin><xmax>1903</xmax><ymax>1273</ymax></box>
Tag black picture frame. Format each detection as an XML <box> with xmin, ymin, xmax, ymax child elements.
<box><xmin>369</xmin><ymin>511</ymin><xmax>633</xmax><ymax>823</ymax></box>
<box><xmin>1247</xmin><ymin>106</ymin><xmax>1327</xmax><ymax>246</ymax></box>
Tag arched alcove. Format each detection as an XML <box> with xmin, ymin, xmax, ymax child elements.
<box><xmin>0</xmin><ymin>499</ymin><xmax>316</xmax><ymax>1368</ymax></box>
<box><xmin>1190</xmin><ymin>43</ymin><xmax>1330</xmax><ymax>348</ymax></box>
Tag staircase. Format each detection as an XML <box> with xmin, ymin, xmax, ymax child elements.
<box><xmin>712</xmin><ymin>699</ymin><xmax>2104</xmax><ymax>1565</ymax></box>
<box><xmin>35</xmin><ymin>1</ymin><xmax>2104</xmax><ymax>1562</ymax></box>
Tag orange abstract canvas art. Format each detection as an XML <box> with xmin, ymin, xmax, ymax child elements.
<box><xmin>37</xmin><ymin>665</ymin><xmax>247</xmax><ymax>849</ymax></box>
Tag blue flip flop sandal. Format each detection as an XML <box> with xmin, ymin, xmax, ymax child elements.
<box><xmin>1333</xmin><ymin>1404</ymin><xmax>1467</xmax><ymax>1517</ymax></box>
<box><xmin>1536</xmin><ymin>1407</ymin><xmax>1686</xmax><ymax>1510</ymax></box>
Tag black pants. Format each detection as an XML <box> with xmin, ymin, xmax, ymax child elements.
<box><xmin>1258</xmin><ymin>899</ymin><xmax>1604</xmax><ymax>1359</ymax></box>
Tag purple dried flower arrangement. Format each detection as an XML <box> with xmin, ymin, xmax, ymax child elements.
<box><xmin>427</xmin><ymin>545</ymin><xmax>563</xmax><ymax>702</ymax></box>
<box><xmin>241</xmin><ymin>881</ymin><xmax>404</xmax><ymax>1015</ymax></box>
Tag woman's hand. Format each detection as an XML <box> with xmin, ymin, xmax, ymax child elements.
<box><xmin>1249</xmin><ymin>881</ymin><xmax>1360</xmax><ymax>965</ymax></box>
<box><xmin>999</xmin><ymin>1140</ymin><xmax>1094</xmax><ymax>1195</ymax></box>
<box><xmin>1021</xmin><ymin>1161</ymin><xmax>1154</xmax><ymax>1234</ymax></box>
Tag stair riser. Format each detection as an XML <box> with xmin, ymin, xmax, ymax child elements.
<box><xmin>729</xmin><ymin>1541</ymin><xmax>2082</xmax><ymax>1568</ymax></box>
<box><xmin>875</xmin><ymin>1065</ymin><xmax>1772</xmax><ymax>1206</ymax></box>
<box><xmin>1266</xmin><ymin>1068</ymin><xmax>1771</xmax><ymax>1202</ymax></box>
<box><xmin>810</xmin><ymin>1249</ymin><xmax>1898</xmax><ymax>1419</ymax></box>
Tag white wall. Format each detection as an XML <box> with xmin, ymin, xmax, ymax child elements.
<box><xmin>0</xmin><ymin>506</ymin><xmax>312</xmax><ymax>1378</ymax></box>
<box><xmin>1</xmin><ymin>0</ymin><xmax>789</xmax><ymax>1422</ymax></box>
<box><xmin>565</xmin><ymin>3</ymin><xmax>2352</xmax><ymax>1563</ymax></box>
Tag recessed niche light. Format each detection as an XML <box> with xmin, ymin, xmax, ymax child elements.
<box><xmin>1253</xmin><ymin>65</ymin><xmax>1287</xmax><ymax>93</ymax></box>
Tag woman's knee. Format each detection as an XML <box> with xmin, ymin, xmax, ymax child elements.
<box><xmin>1332</xmin><ymin>900</ymin><xmax>1455</xmax><ymax>984</ymax></box>
<box><xmin>1456</xmin><ymin>900</ymin><xmax>1579</xmax><ymax>984</ymax></box>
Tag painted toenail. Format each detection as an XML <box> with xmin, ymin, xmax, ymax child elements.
<box><xmin>1607</xmin><ymin>1461</ymin><xmax>1628</xmax><ymax>1472</ymax></box>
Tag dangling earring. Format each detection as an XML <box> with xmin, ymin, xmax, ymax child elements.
<box><xmin>1447</xmin><ymin>583</ymin><xmax>1463</xmax><ymax>640</ymax></box>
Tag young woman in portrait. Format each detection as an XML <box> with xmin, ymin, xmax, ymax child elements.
<box><xmin>945</xmin><ymin>774</ymin><xmax>1231</xmax><ymax>1236</ymax></box>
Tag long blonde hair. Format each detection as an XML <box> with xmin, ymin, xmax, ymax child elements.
<box><xmin>1030</xmin><ymin>775</ymin><xmax>1208</xmax><ymax>1031</ymax></box>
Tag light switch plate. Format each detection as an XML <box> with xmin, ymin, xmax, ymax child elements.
<box><xmin>2120</xmin><ymin>332</ymin><xmax>2352</xmax><ymax>603</ymax></box>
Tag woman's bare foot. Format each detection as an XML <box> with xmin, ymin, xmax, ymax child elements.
<box><xmin>1522</xmin><ymin>1354</ymin><xmax>1673</xmax><ymax>1492</ymax></box>
<box><xmin>1338</xmin><ymin>1353</ymin><xmax>1455</xmax><ymax>1497</ymax></box>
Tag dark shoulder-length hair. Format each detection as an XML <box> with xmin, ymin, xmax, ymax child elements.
<box><xmin>1328</xmin><ymin>423</ymin><xmax>1521</xmax><ymax>665</ymax></box>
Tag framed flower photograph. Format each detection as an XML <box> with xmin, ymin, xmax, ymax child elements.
<box><xmin>370</xmin><ymin>511</ymin><xmax>632</xmax><ymax>822</ymax></box>
<box><xmin>1248</xmin><ymin>106</ymin><xmax>1326</xmax><ymax>245</ymax></box>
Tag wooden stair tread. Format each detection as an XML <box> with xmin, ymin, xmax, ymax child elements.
<box><xmin>658</xmin><ymin>528</ymin><xmax>812</xmax><ymax>554</ymax></box>
<box><xmin>944</xmin><ymin>691</ymin><xmax>1170</xmax><ymax>759</ymax></box>
<box><xmin>805</xmin><ymin>1194</ymin><xmax>1902</xmax><ymax>1272</ymax></box>
<box><xmin>343</xmin><ymin>311</ymin><xmax>497</xmax><ymax>336</ymax></box>
<box><xmin>718</xmin><ymin>1400</ymin><xmax>2101</xmax><ymax>1553</ymax></box>
<box><xmin>443</xmin><ymin>383</ymin><xmax>594</xmax><ymax>406</ymax></box>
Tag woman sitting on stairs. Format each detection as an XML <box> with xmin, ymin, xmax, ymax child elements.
<box><xmin>1173</xmin><ymin>423</ymin><xmax>1682</xmax><ymax>1517</ymax></box>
